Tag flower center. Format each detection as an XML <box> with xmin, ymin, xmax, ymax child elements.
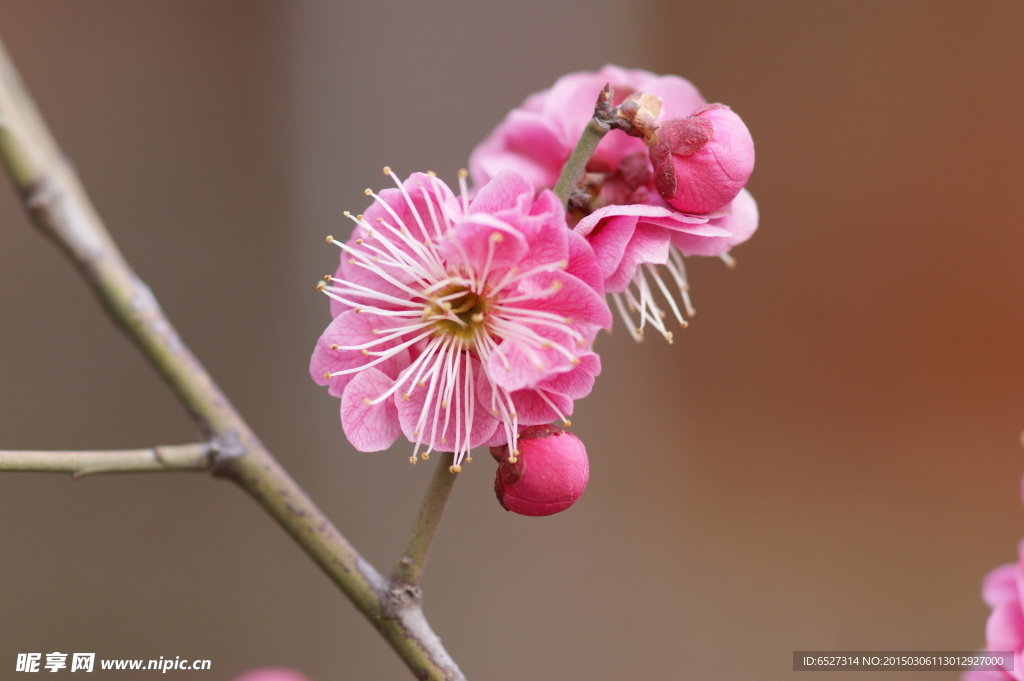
<box><xmin>426</xmin><ymin>285</ymin><xmax>490</xmax><ymax>346</ymax></box>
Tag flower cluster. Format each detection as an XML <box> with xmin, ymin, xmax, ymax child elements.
<box><xmin>311</xmin><ymin>66</ymin><xmax>757</xmax><ymax>514</ymax></box>
<box><xmin>472</xmin><ymin>65</ymin><xmax>757</xmax><ymax>342</ymax></box>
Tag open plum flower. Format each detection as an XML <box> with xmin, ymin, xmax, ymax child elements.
<box><xmin>470</xmin><ymin>65</ymin><xmax>758</xmax><ymax>342</ymax></box>
<box><xmin>310</xmin><ymin>169</ymin><xmax>611</xmax><ymax>468</ymax></box>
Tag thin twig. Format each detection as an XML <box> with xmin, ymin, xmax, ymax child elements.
<box><xmin>0</xmin><ymin>443</ymin><xmax>212</xmax><ymax>478</ymax></box>
<box><xmin>0</xmin><ymin>36</ymin><xmax>463</xmax><ymax>681</ymax></box>
<box><xmin>552</xmin><ymin>85</ymin><xmax>613</xmax><ymax>205</ymax></box>
<box><xmin>391</xmin><ymin>453</ymin><xmax>460</xmax><ymax>589</ymax></box>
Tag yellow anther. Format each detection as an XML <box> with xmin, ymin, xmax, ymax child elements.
<box><xmin>323</xmin><ymin>371</ymin><xmax>331</xmax><ymax>380</ymax></box>
<box><xmin>348</xmin><ymin>258</ymin><xmax>356</xmax><ymax>264</ymax></box>
<box><xmin>563</xmin><ymin>419</ymin><xmax>572</xmax><ymax>427</ymax></box>
<box><xmin>343</xmin><ymin>210</ymin><xmax>351</xmax><ymax>217</ymax></box>
<box><xmin>471</xmin><ymin>313</ymin><xmax>485</xmax><ymax>323</ymax></box>
<box><xmin>363</xmin><ymin>397</ymin><xmax>371</xmax><ymax>405</ymax></box>
<box><xmin>324</xmin><ymin>274</ymin><xmax>333</xmax><ymax>281</ymax></box>
<box><xmin>402</xmin><ymin>393</ymin><xmax>411</xmax><ymax>401</ymax></box>
<box><xmin>440</xmin><ymin>437</ymin><xmax>448</xmax><ymax>444</ymax></box>
<box><xmin>326</xmin><ymin>235</ymin><xmax>334</xmax><ymax>243</ymax></box>
<box><xmin>466</xmin><ymin>456</ymin><xmax>473</xmax><ymax>463</ymax></box>
<box><xmin>440</xmin><ymin>401</ymin><xmax>449</xmax><ymax>409</ymax></box>
<box><xmin>491</xmin><ymin>232</ymin><xmax>504</xmax><ymax>242</ymax></box>
<box><xmin>449</xmin><ymin>464</ymin><xmax>462</xmax><ymax>474</ymax></box>
<box><xmin>409</xmin><ymin>456</ymin><xmax>417</xmax><ymax>464</ymax></box>
<box><xmin>427</xmin><ymin>170</ymin><xmax>437</xmax><ymax>177</ymax></box>
<box><xmin>355</xmin><ymin>238</ymin><xmax>363</xmax><ymax>245</ymax></box>
<box><xmin>571</xmin><ymin>357</ymin><xmax>581</xmax><ymax>366</ymax></box>
<box><xmin>316</xmin><ymin>281</ymin><xmax>326</xmax><ymax>292</ymax></box>
<box><xmin>364</xmin><ymin>188</ymin><xmax>373</xmax><ymax>196</ymax></box>
<box><xmin>457</xmin><ymin>168</ymin><xmax>468</xmax><ymax>178</ymax></box>
<box><xmin>550</xmin><ymin>279</ymin><xmax>563</xmax><ymax>291</ymax></box>
<box><xmin>382</xmin><ymin>165</ymin><xmax>392</xmax><ymax>175</ymax></box>
<box><xmin>422</xmin><ymin>452</ymin><xmax>430</xmax><ymax>461</ymax></box>
<box><xmin>361</xmin><ymin>349</ymin><xmax>369</xmax><ymax>356</ymax></box>
<box><xmin>330</xmin><ymin>344</ymin><xmax>339</xmax><ymax>350</ymax></box>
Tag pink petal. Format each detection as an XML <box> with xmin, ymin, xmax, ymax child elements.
<box><xmin>340</xmin><ymin>369</ymin><xmax>402</xmax><ymax>452</ymax></box>
<box><xmin>395</xmin><ymin>360</ymin><xmax>498</xmax><ymax>453</ymax></box>
<box><xmin>564</xmin><ymin>229</ymin><xmax>606</xmax><ymax>294</ymax></box>
<box><xmin>468</xmin><ymin>169</ymin><xmax>535</xmax><ymax>214</ymax></box>
<box><xmin>486</xmin><ymin>324</ymin><xmax>578</xmax><ymax>392</ymax></box>
<box><xmin>607</xmin><ymin>223</ymin><xmax>671</xmax><ymax>293</ymax></box>
<box><xmin>361</xmin><ymin>172</ymin><xmax>461</xmax><ymax>247</ymax></box>
<box><xmin>469</xmin><ymin>110</ymin><xmax>565</xmax><ymax>190</ymax></box>
<box><xmin>985</xmin><ymin>564</ymin><xmax>1020</xmax><ymax>608</ymax></box>
<box><xmin>513</xmin><ymin>269</ymin><xmax>614</xmax><ymax>329</ymax></box>
<box><xmin>538</xmin><ymin>351</ymin><xmax>601</xmax><ymax>400</ymax></box>
<box><xmin>309</xmin><ymin>311</ymin><xmax>411</xmax><ymax>398</ymax></box>
<box><xmin>504</xmin><ymin>351</ymin><xmax>601</xmax><ymax>424</ymax></box>
<box><xmin>986</xmin><ymin>601</ymin><xmax>1024</xmax><ymax>653</ymax></box>
<box><xmin>581</xmin><ymin>213</ymin><xmax>637</xmax><ymax>282</ymax></box>
<box><xmin>439</xmin><ymin>213</ymin><xmax>529</xmax><ymax>273</ymax></box>
<box><xmin>510</xmin><ymin>386</ymin><xmax>574</xmax><ymax>425</ymax></box>
<box><xmin>716</xmin><ymin>187</ymin><xmax>760</xmax><ymax>250</ymax></box>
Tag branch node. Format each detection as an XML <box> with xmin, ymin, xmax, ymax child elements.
<box><xmin>382</xmin><ymin>578</ymin><xmax>424</xmax><ymax>619</ymax></box>
<box><xmin>209</xmin><ymin>430</ymin><xmax>245</xmax><ymax>478</ymax></box>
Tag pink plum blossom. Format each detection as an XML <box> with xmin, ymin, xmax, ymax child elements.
<box><xmin>311</xmin><ymin>169</ymin><xmax>610</xmax><ymax>467</ymax></box>
<box><xmin>470</xmin><ymin>65</ymin><xmax>758</xmax><ymax>342</ymax></box>
<box><xmin>962</xmin><ymin>542</ymin><xmax>1024</xmax><ymax>680</ymax></box>
<box><xmin>491</xmin><ymin>424</ymin><xmax>589</xmax><ymax>516</ymax></box>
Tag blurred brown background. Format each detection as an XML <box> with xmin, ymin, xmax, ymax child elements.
<box><xmin>0</xmin><ymin>1</ymin><xmax>1021</xmax><ymax>680</ymax></box>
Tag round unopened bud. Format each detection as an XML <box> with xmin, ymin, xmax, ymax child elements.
<box><xmin>649</xmin><ymin>104</ymin><xmax>754</xmax><ymax>214</ymax></box>
<box><xmin>490</xmin><ymin>425</ymin><xmax>589</xmax><ymax>516</ymax></box>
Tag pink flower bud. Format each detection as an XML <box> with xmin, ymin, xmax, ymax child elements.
<box><xmin>649</xmin><ymin>104</ymin><xmax>754</xmax><ymax>214</ymax></box>
<box><xmin>491</xmin><ymin>425</ymin><xmax>589</xmax><ymax>516</ymax></box>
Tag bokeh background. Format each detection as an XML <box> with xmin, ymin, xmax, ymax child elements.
<box><xmin>0</xmin><ymin>2</ymin><xmax>1021</xmax><ymax>680</ymax></box>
